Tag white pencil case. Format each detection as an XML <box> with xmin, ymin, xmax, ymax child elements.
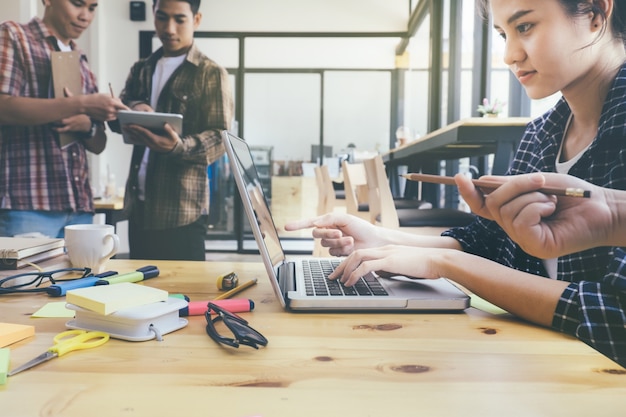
<box><xmin>65</xmin><ymin>297</ymin><xmax>188</xmax><ymax>342</ymax></box>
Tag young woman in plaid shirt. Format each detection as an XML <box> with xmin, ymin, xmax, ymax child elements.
<box><xmin>287</xmin><ymin>0</ymin><xmax>626</xmax><ymax>367</ymax></box>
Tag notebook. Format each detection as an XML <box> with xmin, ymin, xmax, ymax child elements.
<box><xmin>51</xmin><ymin>51</ymin><xmax>82</xmax><ymax>148</ymax></box>
<box><xmin>221</xmin><ymin>130</ymin><xmax>470</xmax><ymax>312</ymax></box>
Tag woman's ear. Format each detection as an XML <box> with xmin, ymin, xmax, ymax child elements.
<box><xmin>592</xmin><ymin>0</ymin><xmax>614</xmax><ymax>30</ymax></box>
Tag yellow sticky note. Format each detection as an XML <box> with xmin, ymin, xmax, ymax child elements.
<box><xmin>0</xmin><ymin>323</ymin><xmax>35</xmax><ymax>348</ymax></box>
<box><xmin>470</xmin><ymin>294</ymin><xmax>508</xmax><ymax>315</ymax></box>
<box><xmin>31</xmin><ymin>302</ymin><xmax>75</xmax><ymax>318</ymax></box>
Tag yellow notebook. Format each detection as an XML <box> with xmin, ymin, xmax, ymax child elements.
<box><xmin>66</xmin><ymin>283</ymin><xmax>168</xmax><ymax>315</ymax></box>
<box><xmin>0</xmin><ymin>322</ymin><xmax>35</xmax><ymax>348</ymax></box>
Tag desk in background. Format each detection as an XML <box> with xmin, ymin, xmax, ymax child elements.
<box><xmin>94</xmin><ymin>197</ymin><xmax>126</xmax><ymax>230</ymax></box>
<box><xmin>2</xmin><ymin>259</ymin><xmax>624</xmax><ymax>417</ymax></box>
<box><xmin>384</xmin><ymin>117</ymin><xmax>530</xmax><ymax>206</ymax></box>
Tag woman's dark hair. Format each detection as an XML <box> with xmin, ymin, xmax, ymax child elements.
<box><xmin>152</xmin><ymin>0</ymin><xmax>201</xmax><ymax>15</ymax></box>
<box><xmin>478</xmin><ymin>0</ymin><xmax>626</xmax><ymax>46</ymax></box>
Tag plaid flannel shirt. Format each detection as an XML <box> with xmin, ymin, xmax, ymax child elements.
<box><xmin>119</xmin><ymin>44</ymin><xmax>233</xmax><ymax>230</ymax></box>
<box><xmin>0</xmin><ymin>18</ymin><xmax>97</xmax><ymax>213</ymax></box>
<box><xmin>443</xmin><ymin>62</ymin><xmax>626</xmax><ymax>367</ymax></box>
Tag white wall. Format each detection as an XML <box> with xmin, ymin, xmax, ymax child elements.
<box><xmin>0</xmin><ymin>0</ymin><xmax>39</xmax><ymax>23</ymax></box>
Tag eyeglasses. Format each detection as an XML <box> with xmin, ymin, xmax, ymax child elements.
<box><xmin>0</xmin><ymin>268</ymin><xmax>92</xmax><ymax>294</ymax></box>
<box><xmin>205</xmin><ymin>302</ymin><xmax>268</xmax><ymax>349</ymax></box>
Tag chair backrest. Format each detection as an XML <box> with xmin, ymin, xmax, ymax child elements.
<box><xmin>363</xmin><ymin>155</ymin><xmax>476</xmax><ymax>231</ymax></box>
<box><xmin>341</xmin><ymin>160</ymin><xmax>369</xmax><ymax>218</ymax></box>
<box><xmin>312</xmin><ymin>165</ymin><xmax>333</xmax><ymax>257</ymax></box>
<box><xmin>314</xmin><ymin>165</ymin><xmax>336</xmax><ymax>216</ymax></box>
<box><xmin>363</xmin><ymin>155</ymin><xmax>400</xmax><ymax>228</ymax></box>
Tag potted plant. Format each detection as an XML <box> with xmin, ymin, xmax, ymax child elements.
<box><xmin>477</xmin><ymin>98</ymin><xmax>505</xmax><ymax>117</ymax></box>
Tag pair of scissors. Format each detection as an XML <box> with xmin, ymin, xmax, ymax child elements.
<box><xmin>8</xmin><ymin>330</ymin><xmax>110</xmax><ymax>377</ymax></box>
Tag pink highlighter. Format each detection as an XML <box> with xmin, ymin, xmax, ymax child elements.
<box><xmin>178</xmin><ymin>298</ymin><xmax>254</xmax><ymax>317</ymax></box>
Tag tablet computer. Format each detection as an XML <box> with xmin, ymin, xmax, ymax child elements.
<box><xmin>117</xmin><ymin>110</ymin><xmax>183</xmax><ymax>145</ymax></box>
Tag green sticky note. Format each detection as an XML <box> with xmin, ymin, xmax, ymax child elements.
<box><xmin>0</xmin><ymin>348</ymin><xmax>10</xmax><ymax>385</ymax></box>
<box><xmin>31</xmin><ymin>301</ymin><xmax>75</xmax><ymax>318</ymax></box>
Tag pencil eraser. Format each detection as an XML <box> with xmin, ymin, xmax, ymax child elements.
<box><xmin>0</xmin><ymin>348</ymin><xmax>10</xmax><ymax>385</ymax></box>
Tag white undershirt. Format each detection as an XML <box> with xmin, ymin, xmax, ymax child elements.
<box><xmin>137</xmin><ymin>54</ymin><xmax>186</xmax><ymax>200</ymax></box>
<box><xmin>543</xmin><ymin>114</ymin><xmax>590</xmax><ymax>279</ymax></box>
<box><xmin>57</xmin><ymin>39</ymin><xmax>72</xmax><ymax>52</ymax></box>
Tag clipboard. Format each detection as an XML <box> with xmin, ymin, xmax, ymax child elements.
<box><xmin>50</xmin><ymin>51</ymin><xmax>83</xmax><ymax>148</ymax></box>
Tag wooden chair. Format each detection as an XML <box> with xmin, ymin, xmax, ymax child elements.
<box><xmin>363</xmin><ymin>155</ymin><xmax>475</xmax><ymax>232</ymax></box>
<box><xmin>341</xmin><ymin>160</ymin><xmax>371</xmax><ymax>221</ymax></box>
<box><xmin>312</xmin><ymin>165</ymin><xmax>340</xmax><ymax>257</ymax></box>
<box><xmin>342</xmin><ymin>159</ymin><xmax>433</xmax><ymax>222</ymax></box>
<box><xmin>314</xmin><ymin>165</ymin><xmax>336</xmax><ymax>216</ymax></box>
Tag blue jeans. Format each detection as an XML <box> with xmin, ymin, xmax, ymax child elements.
<box><xmin>0</xmin><ymin>210</ymin><xmax>94</xmax><ymax>238</ymax></box>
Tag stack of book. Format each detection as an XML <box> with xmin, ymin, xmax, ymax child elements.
<box><xmin>0</xmin><ymin>237</ymin><xmax>66</xmax><ymax>271</ymax></box>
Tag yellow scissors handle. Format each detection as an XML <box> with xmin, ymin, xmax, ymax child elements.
<box><xmin>51</xmin><ymin>330</ymin><xmax>110</xmax><ymax>356</ymax></box>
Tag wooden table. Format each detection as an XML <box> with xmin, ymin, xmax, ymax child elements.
<box><xmin>2</xmin><ymin>259</ymin><xmax>624</xmax><ymax>417</ymax></box>
<box><xmin>384</xmin><ymin>117</ymin><xmax>531</xmax><ymax>206</ymax></box>
<box><xmin>94</xmin><ymin>197</ymin><xmax>126</xmax><ymax>230</ymax></box>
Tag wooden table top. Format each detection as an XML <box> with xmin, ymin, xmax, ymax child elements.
<box><xmin>2</xmin><ymin>259</ymin><xmax>624</xmax><ymax>417</ymax></box>
<box><xmin>93</xmin><ymin>197</ymin><xmax>124</xmax><ymax>211</ymax></box>
<box><xmin>383</xmin><ymin>117</ymin><xmax>531</xmax><ymax>167</ymax></box>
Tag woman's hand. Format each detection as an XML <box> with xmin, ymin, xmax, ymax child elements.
<box><xmin>330</xmin><ymin>244</ymin><xmax>448</xmax><ymax>287</ymax></box>
<box><xmin>285</xmin><ymin>213</ymin><xmax>387</xmax><ymax>256</ymax></box>
<box><xmin>457</xmin><ymin>172</ymin><xmax>614</xmax><ymax>258</ymax></box>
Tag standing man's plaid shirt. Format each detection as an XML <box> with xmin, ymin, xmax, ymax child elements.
<box><xmin>118</xmin><ymin>43</ymin><xmax>233</xmax><ymax>230</ymax></box>
<box><xmin>443</xmin><ymin>63</ymin><xmax>626</xmax><ymax>367</ymax></box>
<box><xmin>0</xmin><ymin>18</ymin><xmax>98</xmax><ymax>213</ymax></box>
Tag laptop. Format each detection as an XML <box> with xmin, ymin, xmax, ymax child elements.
<box><xmin>222</xmin><ymin>130</ymin><xmax>470</xmax><ymax>312</ymax></box>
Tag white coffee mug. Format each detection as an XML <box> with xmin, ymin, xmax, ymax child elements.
<box><xmin>64</xmin><ymin>224</ymin><xmax>120</xmax><ymax>274</ymax></box>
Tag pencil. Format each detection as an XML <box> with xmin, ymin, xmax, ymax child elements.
<box><xmin>401</xmin><ymin>173</ymin><xmax>591</xmax><ymax>198</ymax></box>
<box><xmin>213</xmin><ymin>278</ymin><xmax>258</xmax><ymax>300</ymax></box>
<box><xmin>108</xmin><ymin>83</ymin><xmax>115</xmax><ymax>98</ymax></box>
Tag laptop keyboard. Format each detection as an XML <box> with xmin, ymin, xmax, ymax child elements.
<box><xmin>302</xmin><ymin>259</ymin><xmax>389</xmax><ymax>297</ymax></box>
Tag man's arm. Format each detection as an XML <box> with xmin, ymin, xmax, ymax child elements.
<box><xmin>82</xmin><ymin>123</ymin><xmax>106</xmax><ymax>154</ymax></box>
<box><xmin>0</xmin><ymin>93</ymin><xmax>126</xmax><ymax>125</ymax></box>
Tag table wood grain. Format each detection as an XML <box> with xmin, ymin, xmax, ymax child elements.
<box><xmin>1</xmin><ymin>259</ymin><xmax>624</xmax><ymax>417</ymax></box>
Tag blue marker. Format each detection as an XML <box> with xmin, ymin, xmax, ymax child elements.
<box><xmin>46</xmin><ymin>271</ymin><xmax>117</xmax><ymax>297</ymax></box>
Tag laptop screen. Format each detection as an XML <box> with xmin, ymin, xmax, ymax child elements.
<box><xmin>225</xmin><ymin>132</ymin><xmax>286</xmax><ymax>268</ymax></box>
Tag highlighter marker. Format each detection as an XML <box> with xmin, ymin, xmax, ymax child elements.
<box><xmin>179</xmin><ymin>298</ymin><xmax>255</xmax><ymax>317</ymax></box>
<box><xmin>169</xmin><ymin>294</ymin><xmax>190</xmax><ymax>302</ymax></box>
<box><xmin>46</xmin><ymin>270</ymin><xmax>117</xmax><ymax>297</ymax></box>
<box><xmin>95</xmin><ymin>265</ymin><xmax>159</xmax><ymax>285</ymax></box>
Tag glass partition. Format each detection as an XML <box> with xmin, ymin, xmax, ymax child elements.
<box><xmin>404</xmin><ymin>16</ymin><xmax>430</xmax><ymax>139</ymax></box>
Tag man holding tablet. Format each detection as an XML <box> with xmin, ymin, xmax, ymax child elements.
<box><xmin>114</xmin><ymin>0</ymin><xmax>233</xmax><ymax>260</ymax></box>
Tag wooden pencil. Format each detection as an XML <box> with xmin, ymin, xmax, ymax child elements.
<box><xmin>401</xmin><ymin>173</ymin><xmax>591</xmax><ymax>198</ymax></box>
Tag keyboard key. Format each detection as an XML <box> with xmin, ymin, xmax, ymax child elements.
<box><xmin>301</xmin><ymin>259</ymin><xmax>388</xmax><ymax>297</ymax></box>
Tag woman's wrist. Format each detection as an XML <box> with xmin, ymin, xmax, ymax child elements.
<box><xmin>606</xmin><ymin>188</ymin><xmax>626</xmax><ymax>246</ymax></box>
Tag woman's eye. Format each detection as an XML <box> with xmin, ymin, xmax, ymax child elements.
<box><xmin>517</xmin><ymin>23</ymin><xmax>533</xmax><ymax>34</ymax></box>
